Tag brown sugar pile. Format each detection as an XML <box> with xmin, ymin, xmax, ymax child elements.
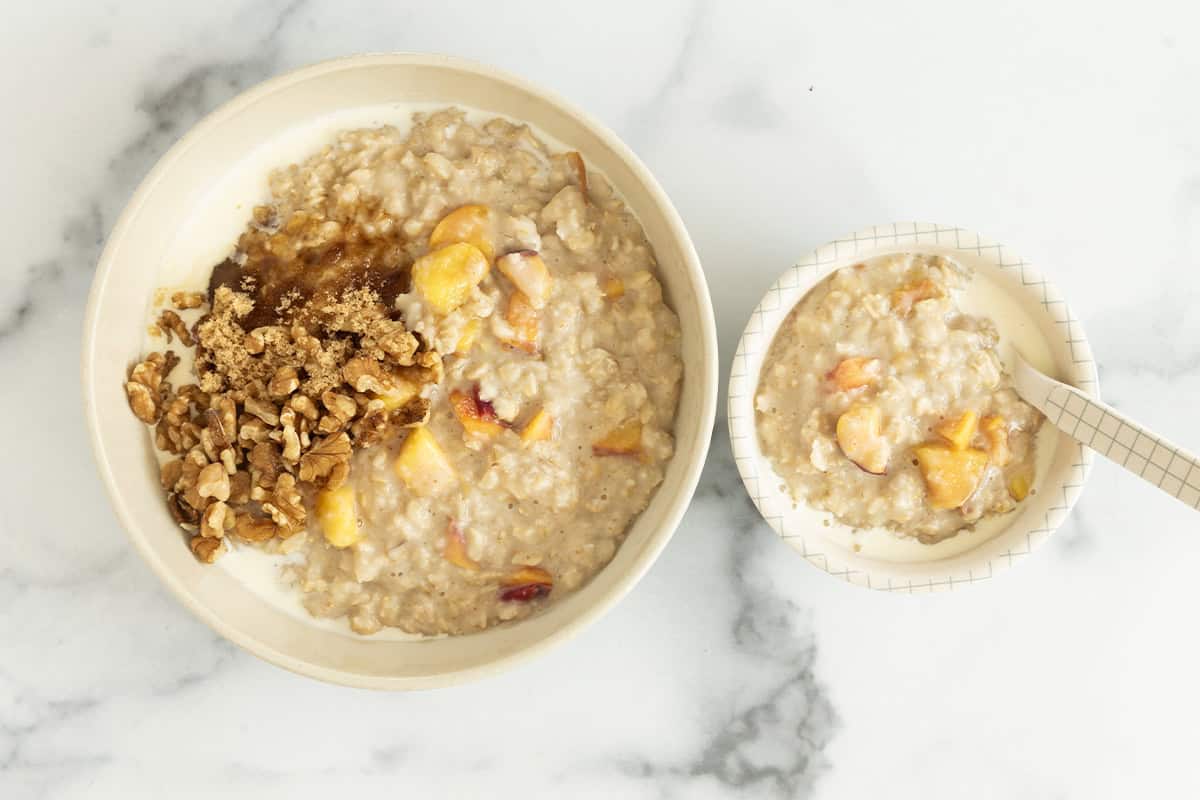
<box><xmin>123</xmin><ymin>202</ymin><xmax>440</xmax><ymax>564</ymax></box>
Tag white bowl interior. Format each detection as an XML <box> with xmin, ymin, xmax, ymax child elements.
<box><xmin>728</xmin><ymin>224</ymin><xmax>1097</xmax><ymax>591</ymax></box>
<box><xmin>83</xmin><ymin>55</ymin><xmax>717</xmax><ymax>687</ymax></box>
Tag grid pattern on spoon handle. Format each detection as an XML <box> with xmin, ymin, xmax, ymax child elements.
<box><xmin>1038</xmin><ymin>382</ymin><xmax>1200</xmax><ymax>511</ymax></box>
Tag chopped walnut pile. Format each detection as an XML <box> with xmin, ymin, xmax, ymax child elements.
<box><xmin>124</xmin><ymin>266</ymin><xmax>437</xmax><ymax>563</ymax></box>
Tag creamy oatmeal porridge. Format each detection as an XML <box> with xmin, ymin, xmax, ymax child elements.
<box><xmin>754</xmin><ymin>254</ymin><xmax>1042</xmax><ymax>543</ymax></box>
<box><xmin>123</xmin><ymin>108</ymin><xmax>682</xmax><ymax>635</ymax></box>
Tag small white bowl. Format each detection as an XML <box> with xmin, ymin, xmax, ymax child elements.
<box><xmin>82</xmin><ymin>54</ymin><xmax>718</xmax><ymax>688</ymax></box>
<box><xmin>728</xmin><ymin>223</ymin><xmax>1097</xmax><ymax>591</ymax></box>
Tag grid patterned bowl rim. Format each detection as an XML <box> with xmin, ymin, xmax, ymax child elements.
<box><xmin>726</xmin><ymin>223</ymin><xmax>1098</xmax><ymax>592</ymax></box>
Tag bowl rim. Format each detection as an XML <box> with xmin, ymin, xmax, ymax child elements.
<box><xmin>81</xmin><ymin>52</ymin><xmax>718</xmax><ymax>688</ymax></box>
<box><xmin>727</xmin><ymin>222</ymin><xmax>1097</xmax><ymax>592</ymax></box>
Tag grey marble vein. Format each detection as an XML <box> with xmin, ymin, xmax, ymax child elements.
<box><xmin>623</xmin><ymin>0</ymin><xmax>709</xmax><ymax>150</ymax></box>
<box><xmin>616</xmin><ymin>430</ymin><xmax>837</xmax><ymax>799</ymax></box>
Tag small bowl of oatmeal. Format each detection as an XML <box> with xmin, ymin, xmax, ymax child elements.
<box><xmin>82</xmin><ymin>54</ymin><xmax>717</xmax><ymax>687</ymax></box>
<box><xmin>728</xmin><ymin>224</ymin><xmax>1098</xmax><ymax>591</ymax></box>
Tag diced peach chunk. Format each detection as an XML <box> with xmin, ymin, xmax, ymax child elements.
<box><xmin>496</xmin><ymin>250</ymin><xmax>552</xmax><ymax>308</ymax></box>
<box><xmin>443</xmin><ymin>522</ymin><xmax>480</xmax><ymax>571</ymax></box>
<box><xmin>602</xmin><ymin>276</ymin><xmax>625</xmax><ymax>300</ymax></box>
<box><xmin>375</xmin><ymin>378</ymin><xmax>419</xmax><ymax>411</ymax></box>
<box><xmin>412</xmin><ymin>242</ymin><xmax>490</xmax><ymax>315</ymax></box>
<box><xmin>520</xmin><ymin>408</ymin><xmax>554</xmax><ymax>444</ymax></box>
<box><xmin>393</xmin><ymin>426</ymin><xmax>457</xmax><ymax>496</ymax></box>
<box><xmin>592</xmin><ymin>420</ymin><xmax>643</xmax><ymax>457</ymax></box>
<box><xmin>827</xmin><ymin>357</ymin><xmax>881</xmax><ymax>392</ymax></box>
<box><xmin>890</xmin><ymin>279</ymin><xmax>944</xmax><ymax>316</ymax></box>
<box><xmin>450</xmin><ymin>387</ymin><xmax>507</xmax><ymax>438</ymax></box>
<box><xmin>315</xmin><ymin>484</ymin><xmax>359</xmax><ymax>548</ymax></box>
<box><xmin>455</xmin><ymin>319</ymin><xmax>482</xmax><ymax>355</ymax></box>
<box><xmin>501</xmin><ymin>291</ymin><xmax>540</xmax><ymax>353</ymax></box>
<box><xmin>429</xmin><ymin>204</ymin><xmax>495</xmax><ymax>263</ymax></box>
<box><xmin>499</xmin><ymin>565</ymin><xmax>554</xmax><ymax>602</ymax></box>
<box><xmin>934</xmin><ymin>410</ymin><xmax>979</xmax><ymax>451</ymax></box>
<box><xmin>1008</xmin><ymin>468</ymin><xmax>1033</xmax><ymax>501</ymax></box>
<box><xmin>913</xmin><ymin>443</ymin><xmax>989</xmax><ymax>509</ymax></box>
<box><xmin>835</xmin><ymin>404</ymin><xmax>890</xmax><ymax>474</ymax></box>
<box><xmin>981</xmin><ymin>415</ymin><xmax>1012</xmax><ymax>466</ymax></box>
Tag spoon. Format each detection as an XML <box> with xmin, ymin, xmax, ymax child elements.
<box><xmin>1012</xmin><ymin>352</ymin><xmax>1200</xmax><ymax>511</ymax></box>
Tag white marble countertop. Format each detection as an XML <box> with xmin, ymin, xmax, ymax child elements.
<box><xmin>5</xmin><ymin>1</ymin><xmax>1200</xmax><ymax>797</ymax></box>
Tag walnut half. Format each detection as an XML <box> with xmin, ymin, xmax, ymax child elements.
<box><xmin>298</xmin><ymin>432</ymin><xmax>352</xmax><ymax>489</ymax></box>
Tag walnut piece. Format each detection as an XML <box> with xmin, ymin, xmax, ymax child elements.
<box><xmin>124</xmin><ymin>351</ymin><xmax>177</xmax><ymax>424</ymax></box>
<box><xmin>350</xmin><ymin>397</ymin><xmax>431</xmax><ymax>446</ymax></box>
<box><xmin>196</xmin><ymin>462</ymin><xmax>231</xmax><ymax>502</ymax></box>
<box><xmin>160</xmin><ymin>459</ymin><xmax>183</xmax><ymax>491</ymax></box>
<box><xmin>234</xmin><ymin>513</ymin><xmax>277</xmax><ymax>542</ymax></box>
<box><xmin>268</xmin><ymin>366</ymin><xmax>300</xmax><ymax>398</ymax></box>
<box><xmin>262</xmin><ymin>473</ymin><xmax>305</xmax><ymax>537</ymax></box>
<box><xmin>248</xmin><ymin>442</ymin><xmax>282</xmax><ymax>491</ymax></box>
<box><xmin>321</xmin><ymin>390</ymin><xmax>358</xmax><ymax>421</ymax></box>
<box><xmin>298</xmin><ymin>432</ymin><xmax>352</xmax><ymax>489</ymax></box>
<box><xmin>229</xmin><ymin>470</ymin><xmax>252</xmax><ymax>505</ymax></box>
<box><xmin>200</xmin><ymin>500</ymin><xmax>231</xmax><ymax>539</ymax></box>
<box><xmin>279</xmin><ymin>407</ymin><xmax>301</xmax><ymax>464</ymax></box>
<box><xmin>167</xmin><ymin>493</ymin><xmax>199</xmax><ymax>528</ymax></box>
<box><xmin>244</xmin><ymin>396</ymin><xmax>279</xmax><ymax>426</ymax></box>
<box><xmin>342</xmin><ymin>357</ymin><xmax>393</xmax><ymax>393</ymax></box>
<box><xmin>189</xmin><ymin>535</ymin><xmax>223</xmax><ymax>563</ymax></box>
<box><xmin>157</xmin><ymin>310</ymin><xmax>194</xmax><ymax>347</ymax></box>
<box><xmin>171</xmin><ymin>291</ymin><xmax>205</xmax><ymax>310</ymax></box>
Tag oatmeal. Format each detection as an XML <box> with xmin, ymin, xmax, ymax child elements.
<box><xmin>754</xmin><ymin>254</ymin><xmax>1042</xmax><ymax>543</ymax></box>
<box><xmin>123</xmin><ymin>108</ymin><xmax>682</xmax><ymax>635</ymax></box>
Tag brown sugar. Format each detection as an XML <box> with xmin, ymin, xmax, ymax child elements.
<box><xmin>122</xmin><ymin>196</ymin><xmax>440</xmax><ymax>564</ymax></box>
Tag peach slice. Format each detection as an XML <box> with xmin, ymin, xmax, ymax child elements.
<box><xmin>981</xmin><ymin>415</ymin><xmax>1012</xmax><ymax>466</ymax></box>
<box><xmin>601</xmin><ymin>276</ymin><xmax>625</xmax><ymax>300</ymax></box>
<box><xmin>450</xmin><ymin>387</ymin><xmax>507</xmax><ymax>438</ymax></box>
<box><xmin>592</xmin><ymin>420</ymin><xmax>643</xmax><ymax>457</ymax></box>
<box><xmin>429</xmin><ymin>204</ymin><xmax>495</xmax><ymax>263</ymax></box>
<box><xmin>827</xmin><ymin>357</ymin><xmax>881</xmax><ymax>392</ymax></box>
<box><xmin>520</xmin><ymin>408</ymin><xmax>554</xmax><ymax>444</ymax></box>
<box><xmin>443</xmin><ymin>522</ymin><xmax>480</xmax><ymax>571</ymax></box>
<box><xmin>499</xmin><ymin>565</ymin><xmax>554</xmax><ymax>602</ymax></box>
<box><xmin>565</xmin><ymin>151</ymin><xmax>588</xmax><ymax>197</ymax></box>
<box><xmin>890</xmin><ymin>279</ymin><xmax>944</xmax><ymax>316</ymax></box>
<box><xmin>393</xmin><ymin>426</ymin><xmax>457</xmax><ymax>496</ymax></box>
<box><xmin>934</xmin><ymin>410</ymin><xmax>979</xmax><ymax>451</ymax></box>
<box><xmin>835</xmin><ymin>404</ymin><xmax>890</xmax><ymax>474</ymax></box>
<box><xmin>501</xmin><ymin>290</ymin><xmax>540</xmax><ymax>353</ymax></box>
<box><xmin>412</xmin><ymin>242</ymin><xmax>490</xmax><ymax>315</ymax></box>
<box><xmin>497</xmin><ymin>250</ymin><xmax>552</xmax><ymax>308</ymax></box>
<box><xmin>913</xmin><ymin>443</ymin><xmax>990</xmax><ymax>509</ymax></box>
<box><xmin>315</xmin><ymin>484</ymin><xmax>359</xmax><ymax>549</ymax></box>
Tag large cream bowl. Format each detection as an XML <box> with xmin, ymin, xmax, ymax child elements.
<box><xmin>81</xmin><ymin>54</ymin><xmax>718</xmax><ymax>689</ymax></box>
